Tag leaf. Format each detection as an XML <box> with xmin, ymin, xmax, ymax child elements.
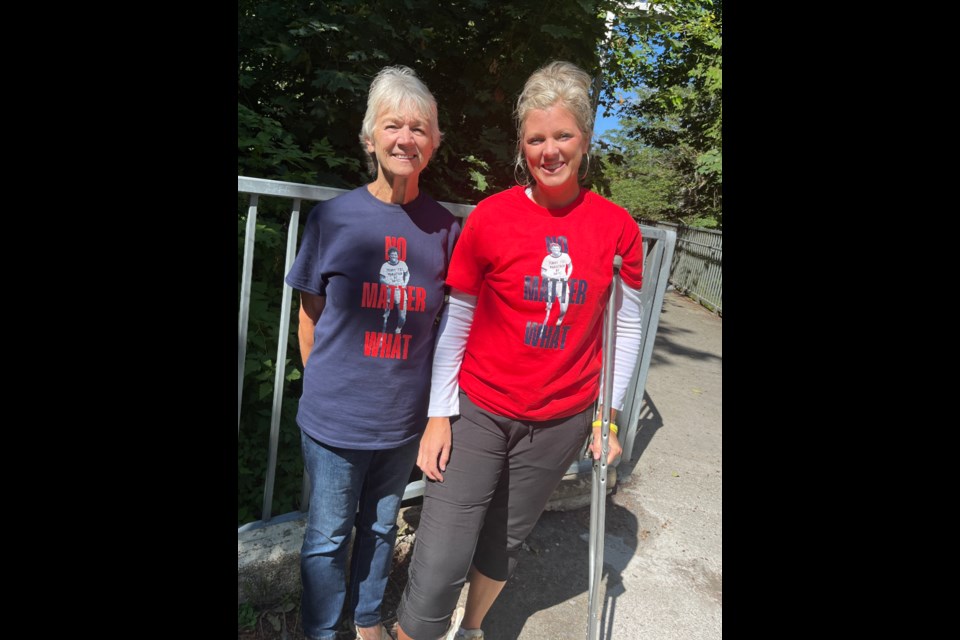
<box><xmin>238</xmin><ymin>603</ymin><xmax>258</xmax><ymax>629</ymax></box>
<box><xmin>468</xmin><ymin>170</ymin><xmax>488</xmax><ymax>192</ymax></box>
<box><xmin>258</xmin><ymin>382</ymin><xmax>273</xmax><ymax>401</ymax></box>
<box><xmin>267</xmin><ymin>613</ymin><xmax>281</xmax><ymax>631</ymax></box>
<box><xmin>672</xmin><ymin>471</ymin><xmax>680</xmax><ymax>477</ymax></box>
<box><xmin>695</xmin><ymin>150</ymin><xmax>721</xmax><ymax>180</ymax></box>
<box><xmin>312</xmin><ymin>70</ymin><xmax>361</xmax><ymax>93</ymax></box>
<box><xmin>308</xmin><ymin>21</ymin><xmax>341</xmax><ymax>33</ymax></box>
<box><xmin>540</xmin><ymin>24</ymin><xmax>575</xmax><ymax>38</ymax></box>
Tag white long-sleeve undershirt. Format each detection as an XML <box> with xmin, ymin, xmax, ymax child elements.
<box><xmin>427</xmin><ymin>291</ymin><xmax>477</xmax><ymax>417</ymax></box>
<box><xmin>427</xmin><ymin>283</ymin><xmax>644</xmax><ymax>417</ymax></box>
<box><xmin>607</xmin><ymin>281</ymin><xmax>643</xmax><ymax>412</ymax></box>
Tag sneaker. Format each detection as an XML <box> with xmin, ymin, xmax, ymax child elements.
<box><xmin>442</xmin><ymin>607</ymin><xmax>465</xmax><ymax>640</ymax></box>
<box><xmin>355</xmin><ymin>624</ymin><xmax>392</xmax><ymax>640</ymax></box>
<box><xmin>455</xmin><ymin>628</ymin><xmax>484</xmax><ymax>639</ymax></box>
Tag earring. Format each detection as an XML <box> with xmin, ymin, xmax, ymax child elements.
<box><xmin>578</xmin><ymin>153</ymin><xmax>591</xmax><ymax>181</ymax></box>
<box><xmin>514</xmin><ymin>158</ymin><xmax>530</xmax><ymax>187</ymax></box>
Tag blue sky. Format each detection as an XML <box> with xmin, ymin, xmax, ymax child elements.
<box><xmin>594</xmin><ymin>106</ymin><xmax>621</xmax><ymax>139</ymax></box>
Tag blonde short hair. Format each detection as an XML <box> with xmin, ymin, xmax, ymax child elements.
<box><xmin>514</xmin><ymin>61</ymin><xmax>594</xmax><ymax>179</ymax></box>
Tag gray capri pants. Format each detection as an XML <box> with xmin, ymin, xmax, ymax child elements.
<box><xmin>397</xmin><ymin>392</ymin><xmax>593</xmax><ymax>639</ymax></box>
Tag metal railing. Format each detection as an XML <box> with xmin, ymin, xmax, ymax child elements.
<box><xmin>643</xmin><ymin>221</ymin><xmax>722</xmax><ymax>314</ymax></box>
<box><xmin>238</xmin><ymin>176</ymin><xmax>676</xmax><ymax>530</ymax></box>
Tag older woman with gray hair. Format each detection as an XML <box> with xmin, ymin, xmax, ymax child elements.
<box><xmin>285</xmin><ymin>65</ymin><xmax>460</xmax><ymax>640</ymax></box>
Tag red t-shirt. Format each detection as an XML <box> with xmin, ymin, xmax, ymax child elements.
<box><xmin>447</xmin><ymin>186</ymin><xmax>643</xmax><ymax>421</ymax></box>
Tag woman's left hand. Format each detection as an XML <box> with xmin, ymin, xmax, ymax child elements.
<box><xmin>589</xmin><ymin>424</ymin><xmax>622</xmax><ymax>465</ymax></box>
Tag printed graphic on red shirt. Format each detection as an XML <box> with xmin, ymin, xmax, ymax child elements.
<box><xmin>521</xmin><ymin>236</ymin><xmax>589</xmax><ymax>350</ymax></box>
<box><xmin>359</xmin><ymin>236</ymin><xmax>427</xmax><ymax>360</ymax></box>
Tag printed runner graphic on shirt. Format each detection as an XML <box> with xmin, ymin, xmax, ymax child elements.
<box><xmin>522</xmin><ymin>236</ymin><xmax>589</xmax><ymax>350</ymax></box>
<box><xmin>380</xmin><ymin>247</ymin><xmax>409</xmax><ymax>337</ymax></box>
<box><xmin>359</xmin><ymin>237</ymin><xmax>427</xmax><ymax>360</ymax></box>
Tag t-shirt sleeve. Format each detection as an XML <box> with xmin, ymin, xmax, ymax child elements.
<box><xmin>618</xmin><ymin>216</ymin><xmax>644</xmax><ymax>291</ymax></box>
<box><xmin>445</xmin><ymin>207</ymin><xmax>486</xmax><ymax>295</ymax></box>
<box><xmin>285</xmin><ymin>204</ymin><xmax>326</xmax><ymax>296</ymax></box>
<box><xmin>446</xmin><ymin>217</ymin><xmax>462</xmax><ymax>274</ymax></box>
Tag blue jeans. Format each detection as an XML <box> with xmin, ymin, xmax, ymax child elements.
<box><xmin>300</xmin><ymin>431</ymin><xmax>419</xmax><ymax>640</ymax></box>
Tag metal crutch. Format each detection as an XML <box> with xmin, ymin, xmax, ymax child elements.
<box><xmin>588</xmin><ymin>255</ymin><xmax>622</xmax><ymax>640</ymax></box>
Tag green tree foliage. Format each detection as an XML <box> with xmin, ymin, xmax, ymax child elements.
<box><xmin>597</xmin><ymin>118</ymin><xmax>683</xmax><ymax>222</ymax></box>
<box><xmin>239</xmin><ymin>0</ymin><xmax>615</xmax><ymax>202</ymax></box>
<box><xmin>600</xmin><ymin>0</ymin><xmax>722</xmax><ymax>227</ymax></box>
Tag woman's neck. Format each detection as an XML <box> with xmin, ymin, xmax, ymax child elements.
<box><xmin>527</xmin><ymin>182</ymin><xmax>581</xmax><ymax>209</ymax></box>
<box><xmin>368</xmin><ymin>175</ymin><xmax>418</xmax><ymax>205</ymax></box>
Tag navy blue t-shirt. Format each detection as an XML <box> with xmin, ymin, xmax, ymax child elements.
<box><xmin>285</xmin><ymin>186</ymin><xmax>461</xmax><ymax>449</ymax></box>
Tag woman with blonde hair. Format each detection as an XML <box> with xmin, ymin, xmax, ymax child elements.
<box><xmin>395</xmin><ymin>61</ymin><xmax>644</xmax><ymax>640</ymax></box>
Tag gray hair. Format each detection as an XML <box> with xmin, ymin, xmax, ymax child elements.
<box><xmin>513</xmin><ymin>61</ymin><xmax>594</xmax><ymax>181</ymax></box>
<box><xmin>360</xmin><ymin>66</ymin><xmax>442</xmax><ymax>175</ymax></box>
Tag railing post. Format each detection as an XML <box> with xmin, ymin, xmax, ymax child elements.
<box><xmin>238</xmin><ymin>194</ymin><xmax>259</xmax><ymax>433</ymax></box>
<box><xmin>261</xmin><ymin>199</ymin><xmax>302</xmax><ymax>522</ymax></box>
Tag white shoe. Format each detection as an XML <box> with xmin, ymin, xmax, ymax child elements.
<box><xmin>355</xmin><ymin>624</ymin><xmax>392</xmax><ymax>640</ymax></box>
<box><xmin>455</xmin><ymin>628</ymin><xmax>484</xmax><ymax>639</ymax></box>
<box><xmin>442</xmin><ymin>607</ymin><xmax>465</xmax><ymax>640</ymax></box>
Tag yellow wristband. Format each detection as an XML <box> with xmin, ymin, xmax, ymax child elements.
<box><xmin>591</xmin><ymin>419</ymin><xmax>618</xmax><ymax>434</ymax></box>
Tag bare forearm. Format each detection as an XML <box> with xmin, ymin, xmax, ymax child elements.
<box><xmin>298</xmin><ymin>317</ymin><xmax>315</xmax><ymax>366</ymax></box>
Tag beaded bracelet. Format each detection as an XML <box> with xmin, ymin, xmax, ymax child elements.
<box><xmin>591</xmin><ymin>419</ymin><xmax>618</xmax><ymax>434</ymax></box>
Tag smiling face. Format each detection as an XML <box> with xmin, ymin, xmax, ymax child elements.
<box><xmin>521</xmin><ymin>104</ymin><xmax>589</xmax><ymax>206</ymax></box>
<box><xmin>365</xmin><ymin>105</ymin><xmax>435</xmax><ymax>185</ymax></box>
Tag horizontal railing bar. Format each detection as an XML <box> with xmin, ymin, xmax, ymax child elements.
<box><xmin>238</xmin><ymin>175</ymin><xmax>476</xmax><ymax>219</ymax></box>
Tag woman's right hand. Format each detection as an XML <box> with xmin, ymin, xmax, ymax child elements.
<box><xmin>418</xmin><ymin>417</ymin><xmax>452</xmax><ymax>482</ymax></box>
